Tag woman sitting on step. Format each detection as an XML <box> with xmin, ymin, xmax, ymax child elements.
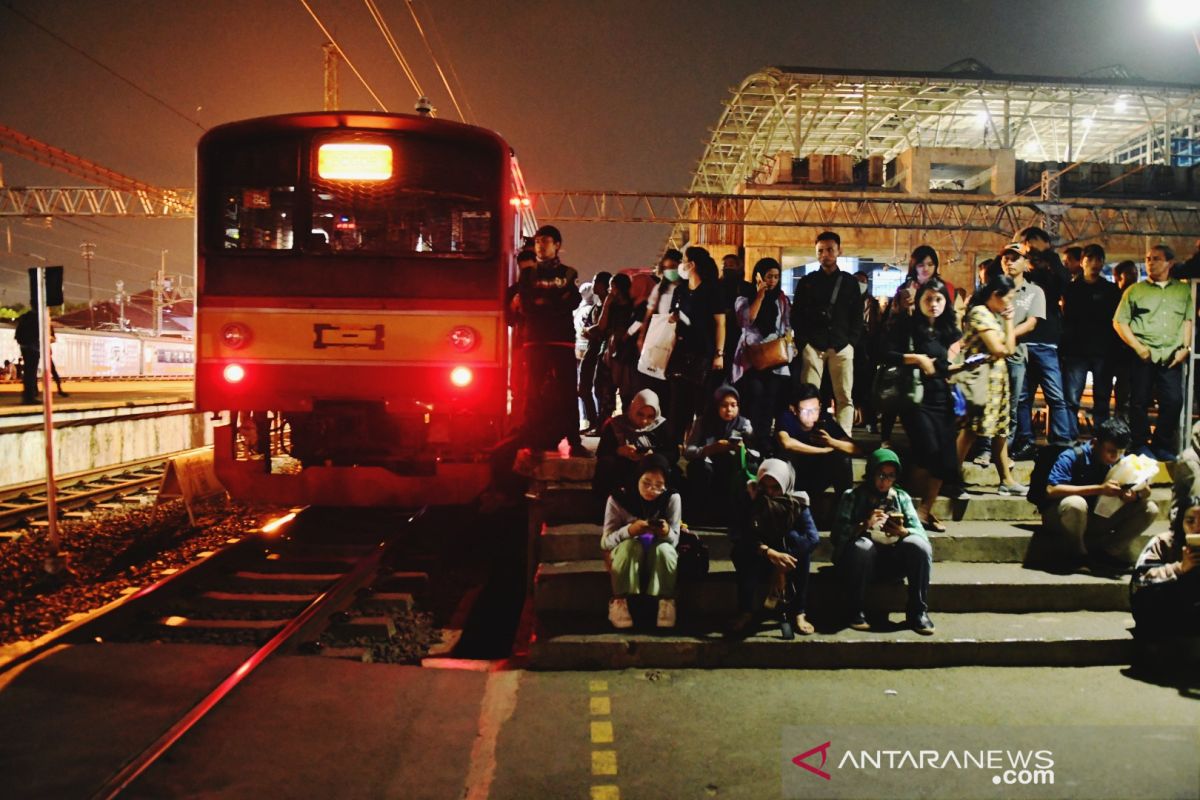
<box><xmin>593</xmin><ymin>389</ymin><xmax>677</xmax><ymax>499</ymax></box>
<box><xmin>1129</xmin><ymin>495</ymin><xmax>1200</xmax><ymax>639</ymax></box>
<box><xmin>683</xmin><ymin>384</ymin><xmax>756</xmax><ymax>524</ymax></box>
<box><xmin>727</xmin><ymin>459</ymin><xmax>820</xmax><ymax>639</ymax></box>
<box><xmin>601</xmin><ymin>454</ymin><xmax>681</xmax><ymax>630</ymax></box>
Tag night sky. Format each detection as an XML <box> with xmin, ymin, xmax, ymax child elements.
<box><xmin>1</xmin><ymin>0</ymin><xmax>1199</xmax><ymax>307</ymax></box>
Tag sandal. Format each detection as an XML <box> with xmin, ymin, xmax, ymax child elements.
<box><xmin>919</xmin><ymin>513</ymin><xmax>946</xmax><ymax>533</ymax></box>
<box><xmin>793</xmin><ymin>613</ymin><xmax>815</xmax><ymax>636</ymax></box>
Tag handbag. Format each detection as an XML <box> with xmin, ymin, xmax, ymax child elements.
<box><xmin>675</xmin><ymin>524</ymin><xmax>710</xmax><ymax>580</ymax></box>
<box><xmin>950</xmin><ymin>333</ymin><xmax>990</xmax><ymax>414</ymax></box>
<box><xmin>951</xmin><ymin>361</ymin><xmax>989</xmax><ymax>414</ymax></box>
<box><xmin>745</xmin><ymin>333</ymin><xmax>794</xmax><ymax>371</ymax></box>
<box><xmin>872</xmin><ymin>333</ymin><xmax>924</xmax><ymax>413</ymax></box>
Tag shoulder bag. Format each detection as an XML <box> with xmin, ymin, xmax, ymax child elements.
<box><xmin>872</xmin><ymin>331</ymin><xmax>924</xmax><ymax>414</ymax></box>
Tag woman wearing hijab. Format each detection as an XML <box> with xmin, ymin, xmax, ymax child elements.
<box><xmin>601</xmin><ymin>454</ymin><xmax>681</xmax><ymax>629</ymax></box>
<box><xmin>683</xmin><ymin>384</ymin><xmax>755</xmax><ymax>523</ymax></box>
<box><xmin>727</xmin><ymin>458</ymin><xmax>820</xmax><ymax>639</ymax></box>
<box><xmin>593</xmin><ymin>389</ymin><xmax>677</xmax><ymax>499</ymax></box>
<box><xmin>732</xmin><ymin>257</ymin><xmax>792</xmax><ymax>446</ymax></box>
<box><xmin>1129</xmin><ymin>495</ymin><xmax>1200</xmax><ymax>639</ymax></box>
<box><xmin>831</xmin><ymin>448</ymin><xmax>934</xmax><ymax>635</ymax></box>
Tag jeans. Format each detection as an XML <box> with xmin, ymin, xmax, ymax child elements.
<box><xmin>731</xmin><ymin>527</ymin><xmax>820</xmax><ymax>615</ymax></box>
<box><xmin>837</xmin><ymin>535</ymin><xmax>933</xmax><ymax>618</ymax></box>
<box><xmin>1014</xmin><ymin>343</ymin><xmax>1073</xmax><ymax>449</ymax></box>
<box><xmin>1129</xmin><ymin>359</ymin><xmax>1185</xmax><ymax>456</ymax></box>
<box><xmin>1061</xmin><ymin>355</ymin><xmax>1114</xmax><ymax>437</ymax></box>
<box><xmin>1006</xmin><ymin>358</ymin><xmax>1026</xmax><ymax>449</ymax></box>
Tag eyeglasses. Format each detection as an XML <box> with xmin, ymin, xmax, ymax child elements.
<box><xmin>639</xmin><ymin>480</ymin><xmax>667</xmax><ymax>493</ymax></box>
<box><xmin>877</xmin><ymin>471</ymin><xmax>898</xmax><ymax>481</ymax></box>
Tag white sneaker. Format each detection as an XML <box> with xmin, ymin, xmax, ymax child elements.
<box><xmin>656</xmin><ymin>598</ymin><xmax>676</xmax><ymax>629</ymax></box>
<box><xmin>608</xmin><ymin>597</ymin><xmax>633</xmax><ymax>629</ymax></box>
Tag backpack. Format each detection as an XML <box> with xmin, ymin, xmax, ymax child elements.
<box><xmin>1027</xmin><ymin>443</ymin><xmax>1085</xmax><ymax>508</ymax></box>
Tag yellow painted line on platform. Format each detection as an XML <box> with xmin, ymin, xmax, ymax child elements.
<box><xmin>592</xmin><ymin>750</ymin><xmax>618</xmax><ymax>776</ymax></box>
<box><xmin>588</xmin><ymin>677</ymin><xmax>618</xmax><ymax>796</ymax></box>
<box><xmin>590</xmin><ymin>720</ymin><xmax>614</xmax><ymax>744</ymax></box>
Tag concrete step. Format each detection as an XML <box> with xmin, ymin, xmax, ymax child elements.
<box><xmin>537</xmin><ymin>521</ymin><xmax>1155</xmax><ymax>565</ymax></box>
<box><xmin>534</xmin><ymin>560</ymin><xmax>1132</xmax><ymax>615</ymax></box>
<box><xmin>529</xmin><ymin>610</ymin><xmax>1135</xmax><ymax>669</ymax></box>
<box><xmin>533</xmin><ymin>480</ymin><xmax>1172</xmax><ymax>527</ymax></box>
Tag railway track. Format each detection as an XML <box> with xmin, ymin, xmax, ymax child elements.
<box><xmin>0</xmin><ymin>448</ymin><xmax>211</xmax><ymax>530</ymax></box>
<box><xmin>0</xmin><ymin>506</ymin><xmax>430</xmax><ymax>798</ymax></box>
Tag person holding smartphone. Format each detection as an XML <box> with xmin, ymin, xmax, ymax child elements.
<box><xmin>1130</xmin><ymin>495</ymin><xmax>1200</xmax><ymax>639</ymax></box>
<box><xmin>601</xmin><ymin>454</ymin><xmax>682</xmax><ymax>630</ymax></box>
<box><xmin>830</xmin><ymin>448</ymin><xmax>934</xmax><ymax>635</ymax></box>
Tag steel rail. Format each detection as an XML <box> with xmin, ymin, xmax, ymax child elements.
<box><xmin>0</xmin><ymin>447</ymin><xmax>213</xmax><ymax>529</ymax></box>
<box><xmin>90</xmin><ymin>506</ymin><xmax>427</xmax><ymax>800</ymax></box>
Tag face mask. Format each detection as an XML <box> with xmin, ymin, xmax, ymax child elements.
<box><xmin>662</xmin><ymin>269</ymin><xmax>679</xmax><ymax>283</ymax></box>
<box><xmin>858</xmin><ymin>281</ymin><xmax>868</xmax><ymax>295</ymax></box>
<box><xmin>678</xmin><ymin>261</ymin><xmax>693</xmax><ymax>280</ymax></box>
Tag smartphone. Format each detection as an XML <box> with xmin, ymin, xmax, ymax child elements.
<box><xmin>1186</xmin><ymin>533</ymin><xmax>1200</xmax><ymax>552</ymax></box>
<box><xmin>962</xmin><ymin>353</ymin><xmax>988</xmax><ymax>367</ymax></box>
<box><xmin>887</xmin><ymin>512</ymin><xmax>905</xmax><ymax>525</ymax></box>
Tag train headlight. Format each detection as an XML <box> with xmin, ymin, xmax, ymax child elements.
<box><xmin>450</xmin><ymin>366</ymin><xmax>473</xmax><ymax>388</ymax></box>
<box><xmin>223</xmin><ymin>364</ymin><xmax>246</xmax><ymax>384</ymax></box>
<box><xmin>448</xmin><ymin>325</ymin><xmax>479</xmax><ymax>352</ymax></box>
<box><xmin>220</xmin><ymin>323</ymin><xmax>252</xmax><ymax>349</ymax></box>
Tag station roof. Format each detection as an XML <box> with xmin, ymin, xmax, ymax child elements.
<box><xmin>689</xmin><ymin>60</ymin><xmax>1200</xmax><ymax>194</ymax></box>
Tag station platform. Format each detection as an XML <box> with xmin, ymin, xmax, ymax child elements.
<box><xmin>0</xmin><ymin>380</ymin><xmax>210</xmax><ymax>486</ymax></box>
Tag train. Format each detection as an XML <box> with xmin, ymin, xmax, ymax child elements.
<box><xmin>194</xmin><ymin>111</ymin><xmax>534</xmax><ymax>506</ymax></box>
<box><xmin>0</xmin><ymin>325</ymin><xmax>194</xmax><ymax>378</ymax></box>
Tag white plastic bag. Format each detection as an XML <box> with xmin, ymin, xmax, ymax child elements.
<box><xmin>636</xmin><ymin>313</ymin><xmax>676</xmax><ymax>380</ymax></box>
<box><xmin>1094</xmin><ymin>453</ymin><xmax>1159</xmax><ymax>518</ymax></box>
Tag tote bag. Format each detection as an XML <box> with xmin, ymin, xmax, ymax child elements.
<box><xmin>637</xmin><ymin>313</ymin><xmax>677</xmax><ymax>380</ymax></box>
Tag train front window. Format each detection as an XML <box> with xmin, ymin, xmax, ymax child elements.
<box><xmin>308</xmin><ymin>134</ymin><xmax>496</xmax><ymax>257</ymax></box>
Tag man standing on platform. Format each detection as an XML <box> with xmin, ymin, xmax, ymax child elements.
<box><xmin>517</xmin><ymin>225</ymin><xmax>585</xmax><ymax>456</ymax></box>
<box><xmin>15</xmin><ymin>309</ymin><xmax>39</xmax><ymax>404</ymax></box>
<box><xmin>1115</xmin><ymin>244</ymin><xmax>1192</xmax><ymax>460</ymax></box>
<box><xmin>719</xmin><ymin>253</ymin><xmax>752</xmax><ymax>380</ymax></box>
<box><xmin>791</xmin><ymin>231</ymin><xmax>862</xmax><ymax>432</ymax></box>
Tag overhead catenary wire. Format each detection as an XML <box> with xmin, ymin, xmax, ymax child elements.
<box><xmin>362</xmin><ymin>0</ymin><xmax>425</xmax><ymax>101</ymax></box>
<box><xmin>404</xmin><ymin>0</ymin><xmax>467</xmax><ymax>123</ymax></box>
<box><xmin>418</xmin><ymin>0</ymin><xmax>476</xmax><ymax>124</ymax></box>
<box><xmin>297</xmin><ymin>0</ymin><xmax>389</xmax><ymax>111</ymax></box>
<box><xmin>1</xmin><ymin>2</ymin><xmax>206</xmax><ymax>132</ymax></box>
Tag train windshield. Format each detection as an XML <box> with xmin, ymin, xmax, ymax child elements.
<box><xmin>208</xmin><ymin>132</ymin><xmax>499</xmax><ymax>257</ymax></box>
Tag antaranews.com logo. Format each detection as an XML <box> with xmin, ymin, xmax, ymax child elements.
<box><xmin>781</xmin><ymin>725</ymin><xmax>1198</xmax><ymax>800</ymax></box>
<box><xmin>792</xmin><ymin>740</ymin><xmax>1054</xmax><ymax>787</ymax></box>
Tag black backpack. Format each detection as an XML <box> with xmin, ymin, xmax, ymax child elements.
<box><xmin>1027</xmin><ymin>443</ymin><xmax>1085</xmax><ymax>508</ymax></box>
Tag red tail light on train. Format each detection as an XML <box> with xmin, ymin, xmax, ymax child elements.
<box><xmin>450</xmin><ymin>366</ymin><xmax>474</xmax><ymax>388</ymax></box>
<box><xmin>223</xmin><ymin>364</ymin><xmax>246</xmax><ymax>384</ymax></box>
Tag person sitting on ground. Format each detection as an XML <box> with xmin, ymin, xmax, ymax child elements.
<box><xmin>831</xmin><ymin>448</ymin><xmax>934</xmax><ymax>635</ymax></box>
<box><xmin>1129</xmin><ymin>494</ymin><xmax>1200</xmax><ymax>639</ymax></box>
<box><xmin>1172</xmin><ymin>421</ymin><xmax>1200</xmax><ymax>517</ymax></box>
<box><xmin>774</xmin><ymin>382</ymin><xmax>859</xmax><ymax>501</ymax></box>
<box><xmin>727</xmin><ymin>459</ymin><xmax>820</xmax><ymax>639</ymax></box>
<box><xmin>683</xmin><ymin>384</ymin><xmax>755</xmax><ymax>523</ymax></box>
<box><xmin>1035</xmin><ymin>417</ymin><xmax>1158</xmax><ymax>572</ymax></box>
<box><xmin>601</xmin><ymin>454</ymin><xmax>681</xmax><ymax>630</ymax></box>
<box><xmin>593</xmin><ymin>389</ymin><xmax>676</xmax><ymax>499</ymax></box>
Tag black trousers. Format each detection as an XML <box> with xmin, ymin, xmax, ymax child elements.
<box><xmin>523</xmin><ymin>344</ymin><xmax>581</xmax><ymax>451</ymax></box>
<box><xmin>20</xmin><ymin>346</ymin><xmax>38</xmax><ymax>401</ymax></box>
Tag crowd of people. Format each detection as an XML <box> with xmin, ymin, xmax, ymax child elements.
<box><xmin>506</xmin><ymin>224</ymin><xmax>1200</xmax><ymax>639</ymax></box>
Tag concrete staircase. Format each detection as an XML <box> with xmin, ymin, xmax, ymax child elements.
<box><xmin>527</xmin><ymin>452</ymin><xmax>1171</xmax><ymax>670</ymax></box>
